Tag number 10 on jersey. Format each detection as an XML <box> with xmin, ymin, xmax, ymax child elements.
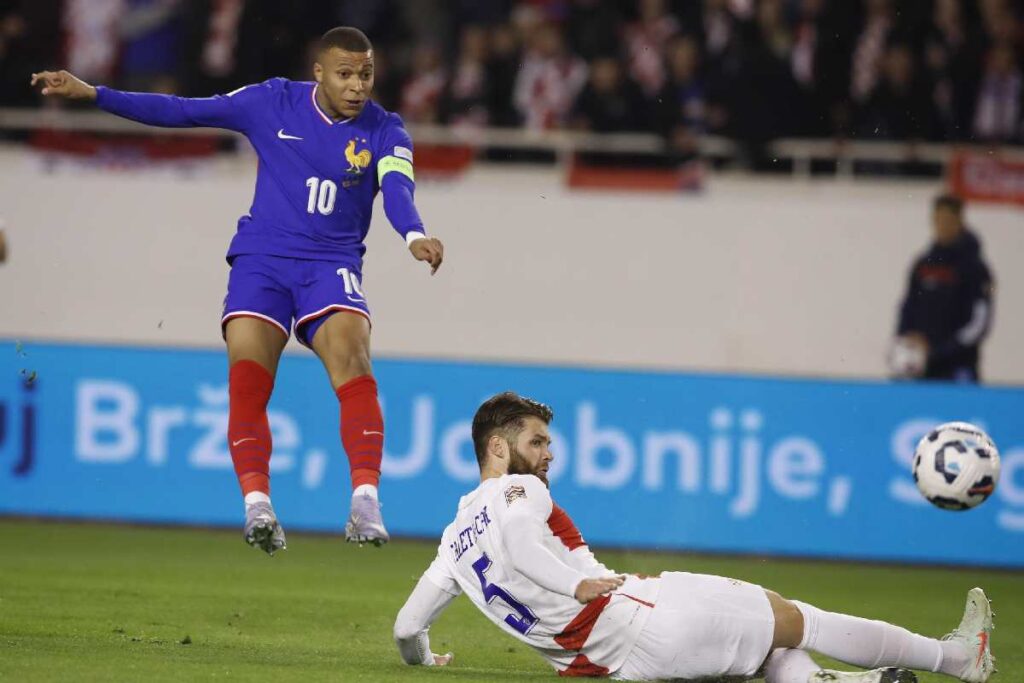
<box><xmin>306</xmin><ymin>176</ymin><xmax>337</xmax><ymax>215</ymax></box>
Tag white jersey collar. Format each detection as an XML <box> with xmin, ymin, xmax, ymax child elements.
<box><xmin>310</xmin><ymin>84</ymin><xmax>352</xmax><ymax>126</ymax></box>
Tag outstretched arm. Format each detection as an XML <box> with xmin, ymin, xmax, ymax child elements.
<box><xmin>394</xmin><ymin>574</ymin><xmax>458</xmax><ymax>666</ymax></box>
<box><xmin>381</xmin><ymin>172</ymin><xmax>444</xmax><ymax>274</ymax></box>
<box><xmin>504</xmin><ymin>512</ymin><xmax>622</xmax><ymax>602</ymax></box>
<box><xmin>378</xmin><ymin>123</ymin><xmax>444</xmax><ymax>274</ymax></box>
<box><xmin>31</xmin><ymin>70</ymin><xmax>254</xmax><ymax>132</ymax></box>
<box><xmin>503</xmin><ymin>478</ymin><xmax>624</xmax><ymax>603</ymax></box>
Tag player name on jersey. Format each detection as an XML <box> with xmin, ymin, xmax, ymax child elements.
<box><xmin>449</xmin><ymin>505</ymin><xmax>493</xmax><ymax>562</ymax></box>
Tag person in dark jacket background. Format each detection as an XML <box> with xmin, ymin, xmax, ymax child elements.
<box><xmin>893</xmin><ymin>194</ymin><xmax>994</xmax><ymax>382</ymax></box>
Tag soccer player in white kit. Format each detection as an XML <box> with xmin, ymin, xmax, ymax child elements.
<box><xmin>394</xmin><ymin>392</ymin><xmax>996</xmax><ymax>682</ymax></box>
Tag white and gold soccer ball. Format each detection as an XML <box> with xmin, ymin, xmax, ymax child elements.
<box><xmin>913</xmin><ymin>422</ymin><xmax>1000</xmax><ymax>510</ymax></box>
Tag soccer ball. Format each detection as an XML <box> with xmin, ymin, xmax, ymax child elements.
<box><xmin>888</xmin><ymin>337</ymin><xmax>927</xmax><ymax>378</ymax></box>
<box><xmin>913</xmin><ymin>422</ymin><xmax>1000</xmax><ymax>511</ymax></box>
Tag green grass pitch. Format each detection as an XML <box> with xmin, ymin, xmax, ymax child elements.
<box><xmin>0</xmin><ymin>520</ymin><xmax>1020</xmax><ymax>682</ymax></box>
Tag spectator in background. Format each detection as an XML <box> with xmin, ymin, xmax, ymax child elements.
<box><xmin>400</xmin><ymin>44</ymin><xmax>446</xmax><ymax>124</ymax></box>
<box><xmin>789</xmin><ymin>0</ymin><xmax>822</xmax><ymax>128</ymax></box>
<box><xmin>807</xmin><ymin>0</ymin><xmax>860</xmax><ymax>137</ymax></box>
<box><xmin>63</xmin><ymin>0</ymin><xmax>123</xmax><ymax>85</ymax></box>
<box><xmin>453</xmin><ymin>0</ymin><xmax>514</xmax><ymax>27</ymax></box>
<box><xmin>755</xmin><ymin>0</ymin><xmax>791</xmax><ymax>58</ymax></box>
<box><xmin>566</xmin><ymin>0</ymin><xmax>621</xmax><ymax>61</ymax></box>
<box><xmin>485</xmin><ymin>23</ymin><xmax>521</xmax><ymax>127</ymax></box>
<box><xmin>624</xmin><ymin>0</ymin><xmax>680</xmax><ymax>97</ymax></box>
<box><xmin>923</xmin><ymin>0</ymin><xmax>974</xmax><ymax>140</ymax></box>
<box><xmin>656</xmin><ymin>35</ymin><xmax>707</xmax><ymax>157</ymax></box>
<box><xmin>972</xmin><ymin>42</ymin><xmax>1023</xmax><ymax>143</ymax></box>
<box><xmin>978</xmin><ymin>0</ymin><xmax>1021</xmax><ymax>47</ymax></box>
<box><xmin>790</xmin><ymin>0</ymin><xmax>822</xmax><ymax>92</ymax></box>
<box><xmin>727</xmin><ymin>0</ymin><xmax>800</xmax><ymax>162</ymax></box>
<box><xmin>441</xmin><ymin>24</ymin><xmax>490</xmax><ymax>127</ymax></box>
<box><xmin>894</xmin><ymin>195</ymin><xmax>994</xmax><ymax>383</ymax></box>
<box><xmin>4</xmin><ymin>0</ymin><xmax>1024</xmax><ymax>146</ymax></box>
<box><xmin>178</xmin><ymin>0</ymin><xmax>244</xmax><ymax>97</ymax></box>
<box><xmin>571</xmin><ymin>56</ymin><xmax>646</xmax><ymax>132</ymax></box>
<box><xmin>513</xmin><ymin>22</ymin><xmax>587</xmax><ymax>129</ymax></box>
<box><xmin>0</xmin><ymin>2</ymin><xmax>22</xmax><ymax>63</ymax></box>
<box><xmin>699</xmin><ymin>0</ymin><xmax>738</xmax><ymax>71</ymax></box>
<box><xmin>119</xmin><ymin>0</ymin><xmax>184</xmax><ymax>93</ymax></box>
<box><xmin>858</xmin><ymin>42</ymin><xmax>933</xmax><ymax>140</ymax></box>
<box><xmin>237</xmin><ymin>2</ymin><xmax>322</xmax><ymax>89</ymax></box>
<box><xmin>0</xmin><ymin>0</ymin><xmax>62</xmax><ymax>106</ymax></box>
<box><xmin>850</xmin><ymin>0</ymin><xmax>896</xmax><ymax>105</ymax></box>
<box><xmin>790</xmin><ymin>0</ymin><xmax>851</xmax><ymax>137</ymax></box>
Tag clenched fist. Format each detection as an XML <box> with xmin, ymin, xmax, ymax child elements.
<box><xmin>30</xmin><ymin>70</ymin><xmax>97</xmax><ymax>100</ymax></box>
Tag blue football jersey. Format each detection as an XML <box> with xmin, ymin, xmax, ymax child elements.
<box><xmin>95</xmin><ymin>78</ymin><xmax>423</xmax><ymax>263</ymax></box>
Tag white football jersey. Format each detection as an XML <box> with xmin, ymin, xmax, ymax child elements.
<box><xmin>422</xmin><ymin>474</ymin><xmax>660</xmax><ymax>676</ymax></box>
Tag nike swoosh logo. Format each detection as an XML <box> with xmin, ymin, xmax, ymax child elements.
<box><xmin>232</xmin><ymin>437</ymin><xmax>257</xmax><ymax>446</ymax></box>
<box><xmin>363</xmin><ymin>430</ymin><xmax>384</xmax><ymax>437</ymax></box>
<box><xmin>977</xmin><ymin>630</ymin><xmax>988</xmax><ymax>667</ymax></box>
<box><xmin>277</xmin><ymin>129</ymin><xmax>303</xmax><ymax>141</ymax></box>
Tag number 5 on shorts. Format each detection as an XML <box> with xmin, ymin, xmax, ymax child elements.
<box><xmin>472</xmin><ymin>553</ymin><xmax>538</xmax><ymax>635</ymax></box>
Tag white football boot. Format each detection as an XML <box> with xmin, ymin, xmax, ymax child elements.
<box><xmin>943</xmin><ymin>587</ymin><xmax>995</xmax><ymax>683</ymax></box>
<box><xmin>244</xmin><ymin>501</ymin><xmax>287</xmax><ymax>556</ymax></box>
<box><xmin>810</xmin><ymin>669</ymin><xmax>917</xmax><ymax>682</ymax></box>
<box><xmin>344</xmin><ymin>491</ymin><xmax>390</xmax><ymax>546</ymax></box>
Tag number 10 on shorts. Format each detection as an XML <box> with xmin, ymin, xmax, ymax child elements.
<box><xmin>337</xmin><ymin>267</ymin><xmax>365</xmax><ymax>302</ymax></box>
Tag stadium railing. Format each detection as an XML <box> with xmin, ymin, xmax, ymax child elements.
<box><xmin>2</xmin><ymin>106</ymin><xmax>1024</xmax><ymax>179</ymax></box>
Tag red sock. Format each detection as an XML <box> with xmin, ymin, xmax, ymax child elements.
<box><xmin>228</xmin><ymin>360</ymin><xmax>274</xmax><ymax>497</ymax></box>
<box><xmin>336</xmin><ymin>375</ymin><xmax>383</xmax><ymax>489</ymax></box>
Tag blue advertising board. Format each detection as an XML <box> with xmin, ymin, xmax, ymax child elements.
<box><xmin>1</xmin><ymin>340</ymin><xmax>1022</xmax><ymax>567</ymax></box>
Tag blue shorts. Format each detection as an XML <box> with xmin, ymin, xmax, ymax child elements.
<box><xmin>222</xmin><ymin>254</ymin><xmax>370</xmax><ymax>348</ymax></box>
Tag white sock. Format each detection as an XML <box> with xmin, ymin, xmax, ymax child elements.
<box><xmin>764</xmin><ymin>648</ymin><xmax>821</xmax><ymax>682</ymax></box>
<box><xmin>353</xmin><ymin>483</ymin><xmax>378</xmax><ymax>499</ymax></box>
<box><xmin>939</xmin><ymin>639</ymin><xmax>969</xmax><ymax>677</ymax></box>
<box><xmin>794</xmin><ymin>600</ymin><xmax>944</xmax><ymax>672</ymax></box>
<box><xmin>244</xmin><ymin>491</ymin><xmax>271</xmax><ymax>508</ymax></box>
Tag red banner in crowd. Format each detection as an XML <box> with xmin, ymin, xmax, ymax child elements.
<box><xmin>948</xmin><ymin>152</ymin><xmax>1024</xmax><ymax>207</ymax></box>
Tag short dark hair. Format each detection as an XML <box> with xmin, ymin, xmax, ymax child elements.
<box><xmin>934</xmin><ymin>193</ymin><xmax>964</xmax><ymax>214</ymax></box>
<box><xmin>471</xmin><ymin>392</ymin><xmax>554</xmax><ymax>469</ymax></box>
<box><xmin>318</xmin><ymin>27</ymin><xmax>373</xmax><ymax>54</ymax></box>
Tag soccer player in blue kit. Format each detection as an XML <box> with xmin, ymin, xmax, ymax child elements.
<box><xmin>32</xmin><ymin>27</ymin><xmax>443</xmax><ymax>553</ymax></box>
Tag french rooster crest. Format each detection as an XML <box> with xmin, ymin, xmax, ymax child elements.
<box><xmin>345</xmin><ymin>138</ymin><xmax>372</xmax><ymax>173</ymax></box>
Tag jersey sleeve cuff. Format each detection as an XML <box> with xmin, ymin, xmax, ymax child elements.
<box><xmin>405</xmin><ymin>231</ymin><xmax>427</xmax><ymax>246</ymax></box>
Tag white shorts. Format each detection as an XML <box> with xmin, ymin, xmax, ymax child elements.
<box><xmin>612</xmin><ymin>572</ymin><xmax>775</xmax><ymax>681</ymax></box>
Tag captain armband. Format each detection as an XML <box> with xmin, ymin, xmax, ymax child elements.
<box><xmin>378</xmin><ymin>156</ymin><xmax>415</xmax><ymax>183</ymax></box>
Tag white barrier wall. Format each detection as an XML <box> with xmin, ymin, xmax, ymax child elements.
<box><xmin>1</xmin><ymin>146</ymin><xmax>1022</xmax><ymax>382</ymax></box>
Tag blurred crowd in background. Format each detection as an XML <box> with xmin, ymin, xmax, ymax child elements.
<box><xmin>1</xmin><ymin>0</ymin><xmax>1023</xmax><ymax>155</ymax></box>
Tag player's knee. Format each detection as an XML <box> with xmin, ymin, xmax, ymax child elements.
<box><xmin>320</xmin><ymin>347</ymin><xmax>372</xmax><ymax>389</ymax></box>
<box><xmin>332</xmin><ymin>350</ymin><xmax>372</xmax><ymax>383</ymax></box>
<box><xmin>765</xmin><ymin>590</ymin><xmax>804</xmax><ymax>649</ymax></box>
<box><xmin>392</xmin><ymin>615</ymin><xmax>419</xmax><ymax>643</ymax></box>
